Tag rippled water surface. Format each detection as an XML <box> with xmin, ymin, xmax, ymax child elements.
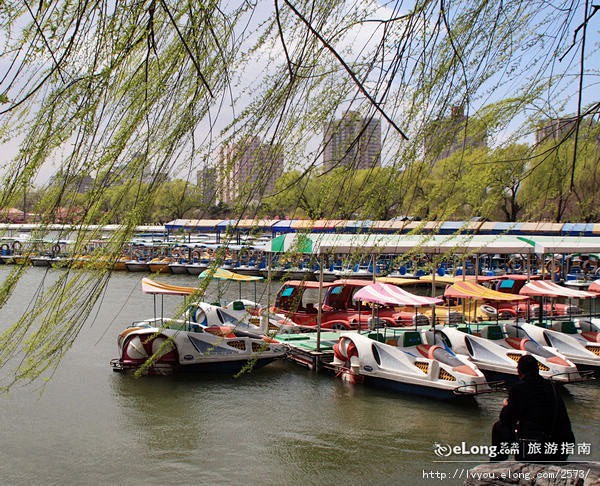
<box><xmin>0</xmin><ymin>267</ymin><xmax>598</xmax><ymax>485</ymax></box>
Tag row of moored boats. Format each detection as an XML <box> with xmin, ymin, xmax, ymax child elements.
<box><xmin>110</xmin><ymin>274</ymin><xmax>600</xmax><ymax>400</ymax></box>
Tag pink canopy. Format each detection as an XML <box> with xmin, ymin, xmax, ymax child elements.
<box><xmin>353</xmin><ymin>282</ymin><xmax>443</xmax><ymax>307</ymax></box>
<box><xmin>589</xmin><ymin>279</ymin><xmax>600</xmax><ymax>294</ymax></box>
<box><xmin>519</xmin><ymin>280</ymin><xmax>597</xmax><ymax>299</ymax></box>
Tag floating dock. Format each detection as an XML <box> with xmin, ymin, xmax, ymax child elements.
<box><xmin>275</xmin><ymin>331</ymin><xmax>341</xmax><ymax>370</ymax></box>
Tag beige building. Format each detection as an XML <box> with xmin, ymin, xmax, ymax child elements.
<box><xmin>217</xmin><ymin>137</ymin><xmax>283</xmax><ymax>205</ymax></box>
<box><xmin>196</xmin><ymin>165</ymin><xmax>219</xmax><ymax>207</ymax></box>
<box><xmin>323</xmin><ymin>112</ymin><xmax>381</xmax><ymax>171</ymax></box>
<box><xmin>424</xmin><ymin>106</ymin><xmax>488</xmax><ymax>162</ymax></box>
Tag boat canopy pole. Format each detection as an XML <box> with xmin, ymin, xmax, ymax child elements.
<box><xmin>266</xmin><ymin>252</ymin><xmax>272</xmax><ymax>325</ymax></box>
<box><xmin>316</xmin><ymin>254</ymin><xmax>324</xmax><ymax>353</ymax></box>
<box><xmin>431</xmin><ymin>256</ymin><xmax>437</xmax><ymax>330</ymax></box>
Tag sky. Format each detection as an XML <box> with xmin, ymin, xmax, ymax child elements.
<box><xmin>0</xmin><ymin>0</ymin><xmax>598</xmax><ymax>187</ymax></box>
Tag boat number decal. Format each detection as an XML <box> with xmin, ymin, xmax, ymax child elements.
<box><xmin>184</xmin><ymin>355</ymin><xmax>194</xmax><ymax>360</ymax></box>
<box><xmin>363</xmin><ymin>365</ymin><xmax>373</xmax><ymax>372</ymax></box>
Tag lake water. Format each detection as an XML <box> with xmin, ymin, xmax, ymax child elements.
<box><xmin>0</xmin><ymin>267</ymin><xmax>598</xmax><ymax>485</ymax></box>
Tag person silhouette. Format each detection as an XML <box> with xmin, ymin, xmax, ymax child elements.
<box><xmin>491</xmin><ymin>354</ymin><xmax>575</xmax><ymax>462</ymax></box>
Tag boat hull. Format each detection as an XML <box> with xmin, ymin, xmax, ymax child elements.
<box><xmin>169</xmin><ymin>263</ymin><xmax>189</xmax><ymax>274</ymax></box>
<box><xmin>186</xmin><ymin>264</ymin><xmax>208</xmax><ymax>275</ymax></box>
<box><xmin>148</xmin><ymin>263</ymin><xmax>171</xmax><ymax>274</ymax></box>
<box><xmin>114</xmin><ymin>356</ymin><xmax>278</xmax><ymax>375</ymax></box>
<box><xmin>363</xmin><ymin>375</ymin><xmax>474</xmax><ymax>401</ymax></box>
<box><xmin>126</xmin><ymin>262</ymin><xmax>150</xmax><ymax>272</ymax></box>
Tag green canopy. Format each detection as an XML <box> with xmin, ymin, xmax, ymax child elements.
<box><xmin>269</xmin><ymin>234</ymin><xmax>313</xmax><ymax>254</ymax></box>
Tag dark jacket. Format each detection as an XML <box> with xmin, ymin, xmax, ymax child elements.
<box><xmin>500</xmin><ymin>373</ymin><xmax>575</xmax><ymax>460</ymax></box>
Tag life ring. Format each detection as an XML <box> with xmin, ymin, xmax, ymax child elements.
<box><xmin>480</xmin><ymin>304</ymin><xmax>498</xmax><ymax>316</ymax></box>
<box><xmin>333</xmin><ymin>338</ymin><xmax>358</xmax><ymax>362</ymax></box>
<box><xmin>506</xmin><ymin>258</ymin><xmax>515</xmax><ymax>272</ymax></box>
<box><xmin>12</xmin><ymin>241</ymin><xmax>22</xmax><ymax>251</ymax></box>
<box><xmin>417</xmin><ymin>344</ymin><xmax>442</xmax><ymax>360</ymax></box>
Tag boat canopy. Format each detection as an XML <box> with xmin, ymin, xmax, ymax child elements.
<box><xmin>517</xmin><ymin>235</ymin><xmax>600</xmax><ymax>254</ymax></box>
<box><xmin>445</xmin><ymin>281</ymin><xmax>529</xmax><ymax>301</ymax></box>
<box><xmin>279</xmin><ymin>280</ymin><xmax>337</xmax><ymax>289</ymax></box>
<box><xmin>589</xmin><ymin>280</ymin><xmax>600</xmax><ymax>294</ymax></box>
<box><xmin>198</xmin><ymin>267</ymin><xmax>263</xmax><ymax>281</ymax></box>
<box><xmin>377</xmin><ymin>276</ymin><xmax>428</xmax><ymax>286</ymax></box>
<box><xmin>141</xmin><ymin>278</ymin><xmax>197</xmax><ymax>295</ymax></box>
<box><xmin>519</xmin><ymin>281</ymin><xmax>597</xmax><ymax>299</ymax></box>
<box><xmin>353</xmin><ymin>282</ymin><xmax>443</xmax><ymax>307</ymax></box>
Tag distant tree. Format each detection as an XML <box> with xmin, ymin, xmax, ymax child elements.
<box><xmin>151</xmin><ymin>179</ymin><xmax>200</xmax><ymax>222</ymax></box>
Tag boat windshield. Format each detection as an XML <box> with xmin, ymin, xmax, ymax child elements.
<box><xmin>217</xmin><ymin>309</ymin><xmax>242</xmax><ymax>326</ymax></box>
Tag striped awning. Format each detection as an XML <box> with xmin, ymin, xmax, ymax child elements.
<box><xmin>445</xmin><ymin>280</ymin><xmax>529</xmax><ymax>301</ymax></box>
<box><xmin>353</xmin><ymin>282</ymin><xmax>443</xmax><ymax>307</ymax></box>
<box><xmin>519</xmin><ymin>280</ymin><xmax>597</xmax><ymax>298</ymax></box>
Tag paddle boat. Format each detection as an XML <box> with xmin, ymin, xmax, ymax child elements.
<box><xmin>148</xmin><ymin>256</ymin><xmax>173</xmax><ymax>273</ymax></box>
<box><xmin>233</xmin><ymin>262</ymin><xmax>264</xmax><ymax>278</ymax></box>
<box><xmin>325</xmin><ymin>282</ymin><xmax>498</xmax><ymax>399</ymax></box>
<box><xmin>509</xmin><ymin>321</ymin><xmax>600</xmax><ymax>374</ymax></box>
<box><xmin>272</xmin><ymin>279</ymin><xmax>429</xmax><ymax>331</ymax></box>
<box><xmin>166</xmin><ymin>247</ymin><xmax>191</xmax><ymax>274</ymax></box>
<box><xmin>575</xmin><ymin>318</ymin><xmax>600</xmax><ymax>342</ymax></box>
<box><xmin>336</xmin><ymin>263</ymin><xmax>380</xmax><ymax>281</ymax></box>
<box><xmin>125</xmin><ymin>247</ymin><xmax>151</xmax><ymax>272</ymax></box>
<box><xmin>422</xmin><ymin>324</ymin><xmax>584</xmax><ymax>383</ymax></box>
<box><xmin>168</xmin><ymin>259</ymin><xmax>189</xmax><ymax>274</ymax></box>
<box><xmin>330</xmin><ymin>330</ymin><xmax>495</xmax><ymax>399</ymax></box>
<box><xmin>111</xmin><ymin>278</ymin><xmax>287</xmax><ymax>375</ymax></box>
<box><xmin>493</xmin><ymin>276</ymin><xmax>585</xmax><ymax>318</ymax></box>
<box><xmin>185</xmin><ymin>260</ymin><xmax>209</xmax><ymax>275</ymax></box>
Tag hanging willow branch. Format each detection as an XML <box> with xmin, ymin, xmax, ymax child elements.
<box><xmin>0</xmin><ymin>0</ymin><xmax>596</xmax><ymax>387</ymax></box>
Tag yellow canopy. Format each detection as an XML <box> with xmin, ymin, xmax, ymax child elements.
<box><xmin>417</xmin><ymin>275</ymin><xmax>461</xmax><ymax>285</ymax></box>
<box><xmin>199</xmin><ymin>267</ymin><xmax>263</xmax><ymax>282</ymax></box>
<box><xmin>376</xmin><ymin>277</ymin><xmax>428</xmax><ymax>286</ymax></box>
<box><xmin>444</xmin><ymin>280</ymin><xmax>529</xmax><ymax>301</ymax></box>
<box><xmin>141</xmin><ymin>278</ymin><xmax>198</xmax><ymax>295</ymax></box>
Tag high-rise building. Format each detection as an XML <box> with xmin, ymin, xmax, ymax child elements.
<box><xmin>196</xmin><ymin>165</ymin><xmax>219</xmax><ymax>207</ymax></box>
<box><xmin>218</xmin><ymin>137</ymin><xmax>284</xmax><ymax>205</ymax></box>
<box><xmin>424</xmin><ymin>105</ymin><xmax>487</xmax><ymax>162</ymax></box>
<box><xmin>535</xmin><ymin>116</ymin><xmax>599</xmax><ymax>146</ymax></box>
<box><xmin>323</xmin><ymin>112</ymin><xmax>381</xmax><ymax>171</ymax></box>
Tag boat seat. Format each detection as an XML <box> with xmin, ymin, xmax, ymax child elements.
<box><xmin>231</xmin><ymin>301</ymin><xmax>245</xmax><ymax>311</ymax></box>
<box><xmin>367</xmin><ymin>332</ymin><xmax>385</xmax><ymax>343</ymax></box>
<box><xmin>484</xmin><ymin>325</ymin><xmax>504</xmax><ymax>341</ymax></box>
<box><xmin>402</xmin><ymin>331</ymin><xmax>422</xmax><ymax>347</ymax></box>
<box><xmin>555</xmin><ymin>321</ymin><xmax>578</xmax><ymax>334</ymax></box>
